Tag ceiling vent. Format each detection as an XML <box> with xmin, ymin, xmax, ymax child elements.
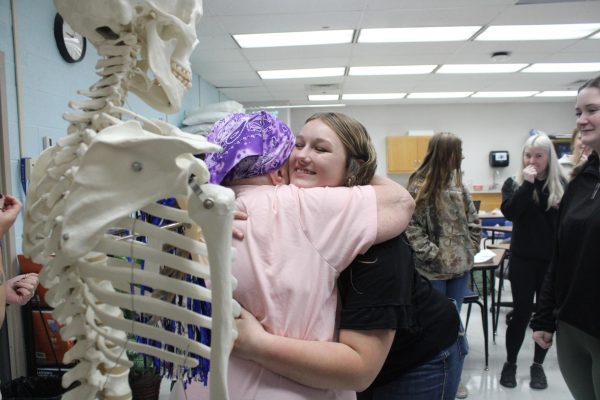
<box><xmin>307</xmin><ymin>83</ymin><xmax>340</xmax><ymax>92</ymax></box>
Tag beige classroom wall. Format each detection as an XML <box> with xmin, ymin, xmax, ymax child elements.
<box><xmin>290</xmin><ymin>101</ymin><xmax>575</xmax><ymax>189</ymax></box>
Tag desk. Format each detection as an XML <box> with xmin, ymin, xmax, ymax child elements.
<box><xmin>472</xmin><ymin>248</ymin><xmax>507</xmax><ymax>370</ymax></box>
<box><xmin>477</xmin><ymin>224</ymin><xmax>512</xmax><ymax>245</ymax></box>
<box><xmin>486</xmin><ymin>243</ymin><xmax>510</xmax><ymax>251</ymax></box>
<box><xmin>478</xmin><ymin>214</ymin><xmax>504</xmax><ymax>221</ymax></box>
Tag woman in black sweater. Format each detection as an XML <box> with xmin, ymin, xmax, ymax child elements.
<box><xmin>531</xmin><ymin>76</ymin><xmax>600</xmax><ymax>400</ymax></box>
<box><xmin>499</xmin><ymin>133</ymin><xmax>566</xmax><ymax>390</ymax></box>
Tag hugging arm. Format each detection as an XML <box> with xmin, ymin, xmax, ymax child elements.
<box><xmin>371</xmin><ymin>176</ymin><xmax>415</xmax><ymax>243</ymax></box>
<box><xmin>233</xmin><ymin>308</ymin><xmax>394</xmax><ymax>391</ymax></box>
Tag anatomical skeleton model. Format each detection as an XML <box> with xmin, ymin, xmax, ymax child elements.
<box><xmin>22</xmin><ymin>0</ymin><xmax>237</xmax><ymax>399</ymax></box>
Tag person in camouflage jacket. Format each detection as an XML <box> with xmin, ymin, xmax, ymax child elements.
<box><xmin>405</xmin><ymin>132</ymin><xmax>480</xmax><ymax>399</ymax></box>
<box><xmin>405</xmin><ymin>132</ymin><xmax>480</xmax><ymax>307</ymax></box>
<box><xmin>406</xmin><ymin>178</ymin><xmax>480</xmax><ymax>282</ymax></box>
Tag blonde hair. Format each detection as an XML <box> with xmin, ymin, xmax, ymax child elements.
<box><xmin>569</xmin><ymin>128</ymin><xmax>580</xmax><ymax>153</ymax></box>
<box><xmin>409</xmin><ymin>132</ymin><xmax>463</xmax><ymax>210</ymax></box>
<box><xmin>516</xmin><ymin>134</ymin><xmax>565</xmax><ymax>209</ymax></box>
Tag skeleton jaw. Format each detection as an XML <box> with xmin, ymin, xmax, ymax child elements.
<box><xmin>172</xmin><ymin>61</ymin><xmax>192</xmax><ymax>89</ymax></box>
<box><xmin>129</xmin><ymin>59</ymin><xmax>192</xmax><ymax>113</ymax></box>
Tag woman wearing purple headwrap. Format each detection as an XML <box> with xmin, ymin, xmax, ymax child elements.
<box><xmin>184</xmin><ymin>111</ymin><xmax>415</xmax><ymax>400</ymax></box>
<box><xmin>230</xmin><ymin>114</ymin><xmax>467</xmax><ymax>400</ymax></box>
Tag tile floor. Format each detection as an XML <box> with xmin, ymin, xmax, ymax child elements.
<box><xmin>159</xmin><ymin>278</ymin><xmax>575</xmax><ymax>400</ymax></box>
<box><xmin>460</xmin><ymin>301</ymin><xmax>572</xmax><ymax>399</ymax></box>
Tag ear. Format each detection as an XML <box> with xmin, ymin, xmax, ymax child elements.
<box><xmin>268</xmin><ymin>170</ymin><xmax>285</xmax><ymax>185</ymax></box>
<box><xmin>346</xmin><ymin>157</ymin><xmax>364</xmax><ymax>176</ymax></box>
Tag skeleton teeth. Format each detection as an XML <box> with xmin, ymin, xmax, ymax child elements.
<box><xmin>171</xmin><ymin>61</ymin><xmax>192</xmax><ymax>88</ymax></box>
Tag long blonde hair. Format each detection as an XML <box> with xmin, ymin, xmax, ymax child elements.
<box><xmin>516</xmin><ymin>134</ymin><xmax>565</xmax><ymax>209</ymax></box>
<box><xmin>409</xmin><ymin>132</ymin><xmax>463</xmax><ymax>210</ymax></box>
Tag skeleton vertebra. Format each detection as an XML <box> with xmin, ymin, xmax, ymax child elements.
<box><xmin>22</xmin><ymin>1</ymin><xmax>236</xmax><ymax>399</ymax></box>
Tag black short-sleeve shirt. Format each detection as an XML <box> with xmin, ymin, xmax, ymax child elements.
<box><xmin>338</xmin><ymin>234</ymin><xmax>460</xmax><ymax>388</ymax></box>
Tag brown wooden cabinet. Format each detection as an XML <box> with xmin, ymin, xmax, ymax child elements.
<box><xmin>471</xmin><ymin>192</ymin><xmax>502</xmax><ymax>212</ymax></box>
<box><xmin>386</xmin><ymin>136</ymin><xmax>430</xmax><ymax>173</ymax></box>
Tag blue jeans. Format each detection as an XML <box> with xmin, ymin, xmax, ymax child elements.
<box><xmin>357</xmin><ymin>335</ymin><xmax>468</xmax><ymax>400</ymax></box>
<box><xmin>429</xmin><ymin>272</ymin><xmax>470</xmax><ymax>312</ymax></box>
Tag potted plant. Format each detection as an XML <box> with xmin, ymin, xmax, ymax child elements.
<box><xmin>127</xmin><ymin>350</ymin><xmax>162</xmax><ymax>400</ymax></box>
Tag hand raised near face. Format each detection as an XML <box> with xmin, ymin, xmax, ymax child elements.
<box><xmin>522</xmin><ymin>165</ymin><xmax>537</xmax><ymax>183</ymax></box>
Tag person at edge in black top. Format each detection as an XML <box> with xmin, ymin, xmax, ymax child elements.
<box><xmin>498</xmin><ymin>133</ymin><xmax>566</xmax><ymax>390</ymax></box>
<box><xmin>233</xmin><ymin>233</ymin><xmax>466</xmax><ymax>400</ymax></box>
<box><xmin>531</xmin><ymin>75</ymin><xmax>600</xmax><ymax>400</ymax></box>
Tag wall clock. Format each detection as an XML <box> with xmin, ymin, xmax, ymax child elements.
<box><xmin>53</xmin><ymin>13</ymin><xmax>86</xmax><ymax>63</ymax></box>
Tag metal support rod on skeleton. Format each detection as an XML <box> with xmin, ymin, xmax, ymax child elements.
<box><xmin>22</xmin><ymin>1</ymin><xmax>237</xmax><ymax>399</ymax></box>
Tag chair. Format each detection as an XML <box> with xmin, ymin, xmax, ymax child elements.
<box><xmin>464</xmin><ymin>278</ymin><xmax>489</xmax><ymax>370</ymax></box>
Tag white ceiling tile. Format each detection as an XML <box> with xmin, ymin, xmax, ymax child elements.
<box><xmin>194</xmin><ymin>0</ymin><xmax>600</xmax><ymax>105</ymax></box>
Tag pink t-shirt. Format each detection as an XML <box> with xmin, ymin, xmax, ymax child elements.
<box><xmin>186</xmin><ymin>184</ymin><xmax>377</xmax><ymax>400</ymax></box>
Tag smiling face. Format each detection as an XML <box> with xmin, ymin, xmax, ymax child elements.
<box><xmin>523</xmin><ymin>146</ymin><xmax>549</xmax><ymax>179</ymax></box>
<box><xmin>576</xmin><ymin>87</ymin><xmax>600</xmax><ymax>154</ymax></box>
<box><xmin>290</xmin><ymin>118</ymin><xmax>348</xmax><ymax>188</ymax></box>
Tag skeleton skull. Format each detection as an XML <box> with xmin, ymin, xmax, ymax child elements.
<box><xmin>54</xmin><ymin>0</ymin><xmax>202</xmax><ymax>113</ymax></box>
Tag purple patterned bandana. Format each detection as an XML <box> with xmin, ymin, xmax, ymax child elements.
<box><xmin>205</xmin><ymin>111</ymin><xmax>295</xmax><ymax>184</ymax></box>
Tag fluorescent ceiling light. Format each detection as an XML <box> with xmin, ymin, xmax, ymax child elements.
<box><xmin>258</xmin><ymin>67</ymin><xmax>345</xmax><ymax>80</ymax></box>
<box><xmin>342</xmin><ymin>93</ymin><xmax>406</xmax><ymax>100</ymax></box>
<box><xmin>522</xmin><ymin>63</ymin><xmax>600</xmax><ymax>73</ymax></box>
<box><xmin>437</xmin><ymin>64</ymin><xmax>527</xmax><ymax>73</ymax></box>
<box><xmin>308</xmin><ymin>94</ymin><xmax>340</xmax><ymax>101</ymax></box>
<box><xmin>233</xmin><ymin>30</ymin><xmax>354</xmax><ymax>48</ymax></box>
<box><xmin>472</xmin><ymin>91</ymin><xmax>538</xmax><ymax>98</ymax></box>
<box><xmin>534</xmin><ymin>91</ymin><xmax>578</xmax><ymax>97</ymax></box>
<box><xmin>358</xmin><ymin>26</ymin><xmax>481</xmax><ymax>43</ymax></box>
<box><xmin>349</xmin><ymin>65</ymin><xmax>436</xmax><ymax>75</ymax></box>
<box><xmin>476</xmin><ymin>23</ymin><xmax>600</xmax><ymax>41</ymax></box>
<box><xmin>248</xmin><ymin>104</ymin><xmax>346</xmax><ymax>110</ymax></box>
<box><xmin>592</xmin><ymin>32</ymin><xmax>600</xmax><ymax>39</ymax></box>
<box><xmin>407</xmin><ymin>92</ymin><xmax>472</xmax><ymax>99</ymax></box>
